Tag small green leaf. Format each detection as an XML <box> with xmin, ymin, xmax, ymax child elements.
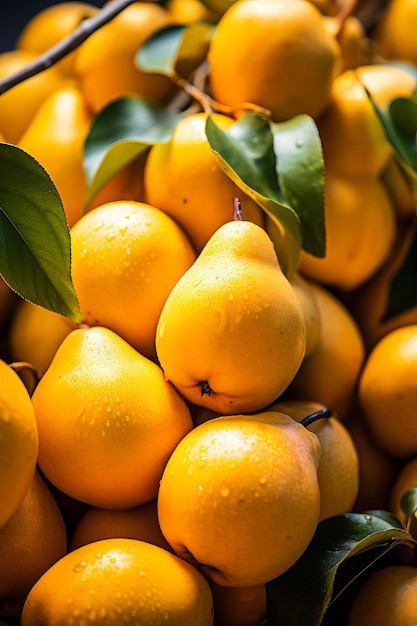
<box><xmin>401</xmin><ymin>487</ymin><xmax>417</xmax><ymax>523</ymax></box>
<box><xmin>383</xmin><ymin>224</ymin><xmax>417</xmax><ymax>320</ymax></box>
<box><xmin>136</xmin><ymin>22</ymin><xmax>214</xmax><ymax>79</ymax></box>
<box><xmin>272</xmin><ymin>114</ymin><xmax>326</xmax><ymax>258</ymax></box>
<box><xmin>0</xmin><ymin>143</ymin><xmax>82</xmax><ymax>323</ymax></box>
<box><xmin>365</xmin><ymin>65</ymin><xmax>417</xmax><ymax>194</ymax></box>
<box><xmin>205</xmin><ymin>112</ymin><xmax>302</xmax><ymax>276</ymax></box>
<box><xmin>266</xmin><ymin>512</ymin><xmax>413</xmax><ymax>626</ymax></box>
<box><xmin>84</xmin><ymin>97</ymin><xmax>185</xmax><ymax>208</ymax></box>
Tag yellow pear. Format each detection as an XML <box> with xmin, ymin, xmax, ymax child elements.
<box><xmin>18</xmin><ymin>84</ymin><xmax>92</xmax><ymax>228</ymax></box>
<box><xmin>31</xmin><ymin>326</ymin><xmax>193</xmax><ymax>509</ymax></box>
<box><xmin>155</xmin><ymin>219</ymin><xmax>306</xmax><ymax>414</ymax></box>
<box><xmin>157</xmin><ymin>410</ymin><xmax>321</xmax><ymax>587</ymax></box>
<box><xmin>0</xmin><ymin>360</ymin><xmax>38</xmax><ymax>530</ymax></box>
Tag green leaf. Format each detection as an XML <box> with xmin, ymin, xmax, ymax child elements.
<box><xmin>365</xmin><ymin>64</ymin><xmax>417</xmax><ymax>194</ymax></box>
<box><xmin>401</xmin><ymin>487</ymin><xmax>417</xmax><ymax>523</ymax></box>
<box><xmin>136</xmin><ymin>22</ymin><xmax>214</xmax><ymax>79</ymax></box>
<box><xmin>205</xmin><ymin>112</ymin><xmax>302</xmax><ymax>277</ymax></box>
<box><xmin>383</xmin><ymin>224</ymin><xmax>417</xmax><ymax>320</ymax></box>
<box><xmin>266</xmin><ymin>512</ymin><xmax>413</xmax><ymax>626</ymax></box>
<box><xmin>272</xmin><ymin>114</ymin><xmax>326</xmax><ymax>258</ymax></box>
<box><xmin>0</xmin><ymin>143</ymin><xmax>82</xmax><ymax>323</ymax></box>
<box><xmin>84</xmin><ymin>97</ymin><xmax>185</xmax><ymax>208</ymax></box>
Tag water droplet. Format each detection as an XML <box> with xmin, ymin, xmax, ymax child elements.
<box><xmin>73</xmin><ymin>561</ymin><xmax>87</xmax><ymax>573</ymax></box>
<box><xmin>220</xmin><ymin>486</ymin><xmax>230</xmax><ymax>497</ymax></box>
<box><xmin>296</xmin><ymin>138</ymin><xmax>304</xmax><ymax>148</ymax></box>
<box><xmin>259</xmin><ymin>476</ymin><xmax>267</xmax><ymax>485</ymax></box>
<box><xmin>364</xmin><ymin>514</ymin><xmax>372</xmax><ymax>521</ymax></box>
<box><xmin>80</xmin><ymin>248</ymin><xmax>88</xmax><ymax>259</ymax></box>
<box><xmin>198</xmin><ymin>456</ymin><xmax>207</xmax><ymax>468</ymax></box>
<box><xmin>105</xmin><ymin>232</ymin><xmax>116</xmax><ymax>242</ymax></box>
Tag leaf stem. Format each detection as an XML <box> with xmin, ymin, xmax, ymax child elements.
<box><xmin>0</xmin><ymin>0</ymin><xmax>137</xmax><ymax>95</ymax></box>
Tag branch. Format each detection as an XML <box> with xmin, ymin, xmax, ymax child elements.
<box><xmin>0</xmin><ymin>0</ymin><xmax>138</xmax><ymax>95</ymax></box>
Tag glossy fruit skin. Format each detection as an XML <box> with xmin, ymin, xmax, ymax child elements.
<box><xmin>21</xmin><ymin>538</ymin><xmax>214</xmax><ymax>626</ymax></box>
<box><xmin>208</xmin><ymin>0</ymin><xmax>341</xmax><ymax>122</ymax></box>
<box><xmin>70</xmin><ymin>498</ymin><xmax>172</xmax><ymax>553</ymax></box>
<box><xmin>317</xmin><ymin>64</ymin><xmax>417</xmax><ymax>178</ymax></box>
<box><xmin>0</xmin><ymin>360</ymin><xmax>38</xmax><ymax>530</ymax></box>
<box><xmin>289</xmin><ymin>272</ymin><xmax>321</xmax><ymax>358</ymax></box>
<box><xmin>389</xmin><ymin>456</ymin><xmax>417</xmax><ymax>528</ymax></box>
<box><xmin>9</xmin><ymin>299</ymin><xmax>76</xmax><ymax>383</ymax></box>
<box><xmin>347</xmin><ymin>565</ymin><xmax>417</xmax><ymax>625</ymax></box>
<box><xmin>70</xmin><ymin>200</ymin><xmax>196</xmax><ymax>361</ymax></box>
<box><xmin>299</xmin><ymin>171</ymin><xmax>397</xmax><ymax>291</ymax></box>
<box><xmin>31</xmin><ymin>326</ymin><xmax>194</xmax><ymax>509</ymax></box>
<box><xmin>350</xmin><ymin>225</ymin><xmax>417</xmax><ymax>352</ymax></box>
<box><xmin>18</xmin><ymin>84</ymin><xmax>92</xmax><ymax>228</ymax></box>
<box><xmin>156</xmin><ymin>219</ymin><xmax>306</xmax><ymax>415</ymax></box>
<box><xmin>375</xmin><ymin>0</ymin><xmax>417</xmax><ymax>64</ymax></box>
<box><xmin>359</xmin><ymin>324</ymin><xmax>417</xmax><ymax>458</ymax></box>
<box><xmin>158</xmin><ymin>411</ymin><xmax>321</xmax><ymax>588</ymax></box>
<box><xmin>0</xmin><ymin>50</ymin><xmax>64</xmax><ymax>144</ymax></box>
<box><xmin>273</xmin><ymin>399</ymin><xmax>359</xmax><ymax>521</ymax></box>
<box><xmin>286</xmin><ymin>281</ymin><xmax>365</xmax><ymax>420</ymax></box>
<box><xmin>0</xmin><ymin>470</ymin><xmax>67</xmax><ymax>618</ymax></box>
<box><xmin>73</xmin><ymin>2</ymin><xmax>175</xmax><ymax>114</ymax></box>
<box><xmin>16</xmin><ymin>1</ymin><xmax>99</xmax><ymax>76</ymax></box>
<box><xmin>143</xmin><ymin>112</ymin><xmax>265</xmax><ymax>254</ymax></box>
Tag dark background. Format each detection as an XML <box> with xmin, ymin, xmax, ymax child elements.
<box><xmin>0</xmin><ymin>1</ymin><xmax>105</xmax><ymax>52</ymax></box>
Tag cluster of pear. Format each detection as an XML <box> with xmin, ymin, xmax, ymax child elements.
<box><xmin>1</xmin><ymin>0</ymin><xmax>417</xmax><ymax>625</ymax></box>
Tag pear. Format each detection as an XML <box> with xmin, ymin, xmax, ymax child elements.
<box><xmin>31</xmin><ymin>326</ymin><xmax>194</xmax><ymax>509</ymax></box>
<box><xmin>155</xmin><ymin>219</ymin><xmax>306</xmax><ymax>414</ymax></box>
<box><xmin>157</xmin><ymin>410</ymin><xmax>321</xmax><ymax>587</ymax></box>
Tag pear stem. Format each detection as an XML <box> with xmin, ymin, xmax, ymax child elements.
<box><xmin>233</xmin><ymin>197</ymin><xmax>243</xmax><ymax>221</ymax></box>
<box><xmin>300</xmin><ymin>407</ymin><xmax>333</xmax><ymax>428</ymax></box>
<box><xmin>9</xmin><ymin>361</ymin><xmax>41</xmax><ymax>394</ymax></box>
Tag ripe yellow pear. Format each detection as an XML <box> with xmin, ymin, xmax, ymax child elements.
<box><xmin>207</xmin><ymin>0</ymin><xmax>341</xmax><ymax>122</ymax></box>
<box><xmin>155</xmin><ymin>219</ymin><xmax>306</xmax><ymax>414</ymax></box>
<box><xmin>0</xmin><ymin>470</ymin><xmax>67</xmax><ymax>618</ymax></box>
<box><xmin>157</xmin><ymin>410</ymin><xmax>321</xmax><ymax>587</ymax></box>
<box><xmin>21</xmin><ymin>538</ymin><xmax>214</xmax><ymax>626</ymax></box>
<box><xmin>0</xmin><ymin>360</ymin><xmax>38</xmax><ymax>530</ymax></box>
<box><xmin>18</xmin><ymin>84</ymin><xmax>92</xmax><ymax>227</ymax></box>
<box><xmin>31</xmin><ymin>326</ymin><xmax>193</xmax><ymax>509</ymax></box>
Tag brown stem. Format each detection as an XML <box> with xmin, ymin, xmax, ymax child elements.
<box><xmin>328</xmin><ymin>0</ymin><xmax>360</xmax><ymax>36</ymax></box>
<box><xmin>174</xmin><ymin>74</ymin><xmax>272</xmax><ymax>119</ymax></box>
<box><xmin>0</xmin><ymin>0</ymin><xmax>137</xmax><ymax>95</ymax></box>
<box><xmin>233</xmin><ymin>197</ymin><xmax>243</xmax><ymax>221</ymax></box>
<box><xmin>9</xmin><ymin>361</ymin><xmax>41</xmax><ymax>393</ymax></box>
<box><xmin>300</xmin><ymin>407</ymin><xmax>333</xmax><ymax>428</ymax></box>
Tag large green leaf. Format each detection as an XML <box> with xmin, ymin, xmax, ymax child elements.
<box><xmin>266</xmin><ymin>512</ymin><xmax>413</xmax><ymax>626</ymax></box>
<box><xmin>205</xmin><ymin>112</ymin><xmax>302</xmax><ymax>277</ymax></box>
<box><xmin>136</xmin><ymin>22</ymin><xmax>214</xmax><ymax>79</ymax></box>
<box><xmin>0</xmin><ymin>143</ymin><xmax>82</xmax><ymax>323</ymax></box>
<box><xmin>84</xmin><ymin>97</ymin><xmax>186</xmax><ymax>208</ymax></box>
<box><xmin>272</xmin><ymin>114</ymin><xmax>325</xmax><ymax>258</ymax></box>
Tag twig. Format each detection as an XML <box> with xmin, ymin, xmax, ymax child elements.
<box><xmin>0</xmin><ymin>0</ymin><xmax>138</xmax><ymax>95</ymax></box>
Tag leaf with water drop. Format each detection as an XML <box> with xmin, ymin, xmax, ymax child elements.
<box><xmin>267</xmin><ymin>512</ymin><xmax>413</xmax><ymax>626</ymax></box>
